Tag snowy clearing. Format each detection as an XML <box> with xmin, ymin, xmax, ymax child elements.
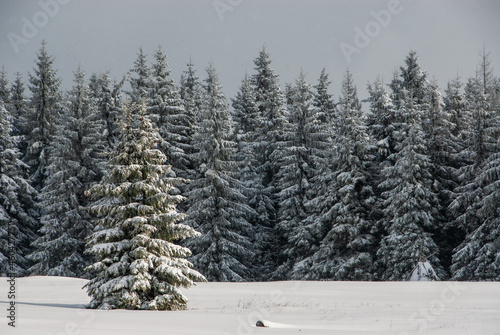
<box><xmin>1</xmin><ymin>276</ymin><xmax>499</xmax><ymax>334</ymax></box>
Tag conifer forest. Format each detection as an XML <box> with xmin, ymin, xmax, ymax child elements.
<box><xmin>1</xmin><ymin>41</ymin><xmax>500</xmax><ymax>294</ymax></box>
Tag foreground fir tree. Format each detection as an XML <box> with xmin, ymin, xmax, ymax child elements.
<box><xmin>84</xmin><ymin>102</ymin><xmax>205</xmax><ymax>310</ymax></box>
<box><xmin>28</xmin><ymin>68</ymin><xmax>106</xmax><ymax>277</ymax></box>
<box><xmin>0</xmin><ymin>102</ymin><xmax>38</xmax><ymax>276</ymax></box>
<box><xmin>185</xmin><ymin>65</ymin><xmax>256</xmax><ymax>281</ymax></box>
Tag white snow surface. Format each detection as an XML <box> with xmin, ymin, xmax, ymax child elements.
<box><xmin>1</xmin><ymin>276</ymin><xmax>499</xmax><ymax>334</ymax></box>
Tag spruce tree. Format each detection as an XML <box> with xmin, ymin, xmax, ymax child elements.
<box><xmin>366</xmin><ymin>79</ymin><xmax>396</xmax><ymax>163</ymax></box>
<box><xmin>390</xmin><ymin>50</ymin><xmax>428</xmax><ymax>108</ymax></box>
<box><xmin>290</xmin><ymin>69</ymin><xmax>337</xmax><ymax>279</ymax></box>
<box><xmin>84</xmin><ymin>102</ymin><xmax>205</xmax><ymax>310</ymax></box>
<box><xmin>306</xmin><ymin>70</ymin><xmax>376</xmax><ymax>280</ymax></box>
<box><xmin>450</xmin><ymin>51</ymin><xmax>500</xmax><ymax>280</ymax></box>
<box><xmin>249</xmin><ymin>48</ymin><xmax>288</xmax><ymax>276</ymax></box>
<box><xmin>423</xmin><ymin>82</ymin><xmax>459</xmax><ymax>275</ymax></box>
<box><xmin>148</xmin><ymin>47</ymin><xmax>193</xmax><ymax>179</ymax></box>
<box><xmin>273</xmin><ymin>72</ymin><xmax>314</xmax><ymax>279</ymax></box>
<box><xmin>9</xmin><ymin>73</ymin><xmax>31</xmax><ymax>154</ymax></box>
<box><xmin>0</xmin><ymin>67</ymin><xmax>9</xmax><ymax>104</ymax></box>
<box><xmin>377</xmin><ymin>91</ymin><xmax>443</xmax><ymax>280</ymax></box>
<box><xmin>28</xmin><ymin>68</ymin><xmax>106</xmax><ymax>277</ymax></box>
<box><xmin>0</xmin><ymin>101</ymin><xmax>38</xmax><ymax>276</ymax></box>
<box><xmin>179</xmin><ymin>60</ymin><xmax>203</xmax><ymax>124</ymax></box>
<box><xmin>25</xmin><ymin>41</ymin><xmax>62</xmax><ymax>191</ymax></box>
<box><xmin>128</xmin><ymin>48</ymin><xmax>150</xmax><ymax>104</ymax></box>
<box><xmin>185</xmin><ymin>65</ymin><xmax>256</xmax><ymax>281</ymax></box>
<box><xmin>232</xmin><ymin>74</ymin><xmax>274</xmax><ymax>279</ymax></box>
<box><xmin>89</xmin><ymin>72</ymin><xmax>124</xmax><ymax>150</ymax></box>
<box><xmin>451</xmin><ymin>147</ymin><xmax>500</xmax><ymax>281</ymax></box>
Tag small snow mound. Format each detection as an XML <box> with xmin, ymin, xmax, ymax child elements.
<box><xmin>410</xmin><ymin>261</ymin><xmax>439</xmax><ymax>281</ymax></box>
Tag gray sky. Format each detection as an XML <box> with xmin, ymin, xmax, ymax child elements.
<box><xmin>1</xmin><ymin>0</ymin><xmax>499</xmax><ymax>102</ymax></box>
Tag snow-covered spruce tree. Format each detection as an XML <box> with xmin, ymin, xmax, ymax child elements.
<box><xmin>451</xmin><ymin>145</ymin><xmax>500</xmax><ymax>281</ymax></box>
<box><xmin>304</xmin><ymin>70</ymin><xmax>376</xmax><ymax>281</ymax></box>
<box><xmin>148</xmin><ymin>47</ymin><xmax>193</xmax><ymax>179</ymax></box>
<box><xmin>390</xmin><ymin>50</ymin><xmax>428</xmax><ymax>108</ymax></box>
<box><xmin>444</xmin><ymin>76</ymin><xmax>468</xmax><ymax>141</ymax></box>
<box><xmin>28</xmin><ymin>68</ymin><xmax>106</xmax><ymax>277</ymax></box>
<box><xmin>273</xmin><ymin>72</ymin><xmax>333</xmax><ymax>280</ymax></box>
<box><xmin>179</xmin><ymin>60</ymin><xmax>203</xmax><ymax>126</ymax></box>
<box><xmin>0</xmin><ymin>67</ymin><xmax>9</xmax><ymax>104</ymax></box>
<box><xmin>232</xmin><ymin>73</ymin><xmax>275</xmax><ymax>279</ymax></box>
<box><xmin>128</xmin><ymin>48</ymin><xmax>150</xmax><ymax>104</ymax></box>
<box><xmin>377</xmin><ymin>91</ymin><xmax>444</xmax><ymax>280</ymax></box>
<box><xmin>9</xmin><ymin>73</ymin><xmax>31</xmax><ymax>155</ymax></box>
<box><xmin>89</xmin><ymin>71</ymin><xmax>124</xmax><ymax>150</ymax></box>
<box><xmin>250</xmin><ymin>48</ymin><xmax>288</xmax><ymax>276</ymax></box>
<box><xmin>422</xmin><ymin>82</ymin><xmax>460</xmax><ymax>275</ymax></box>
<box><xmin>448</xmin><ymin>71</ymin><xmax>497</xmax><ymax>249</ymax></box>
<box><xmin>0</xmin><ymin>101</ymin><xmax>38</xmax><ymax>276</ymax></box>
<box><xmin>365</xmin><ymin>78</ymin><xmax>397</xmax><ymax>163</ymax></box>
<box><xmin>84</xmin><ymin>101</ymin><xmax>205</xmax><ymax>310</ymax></box>
<box><xmin>273</xmin><ymin>72</ymin><xmax>313</xmax><ymax>279</ymax></box>
<box><xmin>449</xmin><ymin>52</ymin><xmax>500</xmax><ymax>280</ymax></box>
<box><xmin>177</xmin><ymin>61</ymin><xmax>204</xmax><ymax>215</ymax></box>
<box><xmin>25</xmin><ymin>41</ymin><xmax>62</xmax><ymax>191</ymax></box>
<box><xmin>185</xmin><ymin>65</ymin><xmax>256</xmax><ymax>282</ymax></box>
<box><xmin>289</xmin><ymin>69</ymin><xmax>337</xmax><ymax>279</ymax></box>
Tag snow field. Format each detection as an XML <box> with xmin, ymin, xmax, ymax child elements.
<box><xmin>1</xmin><ymin>276</ymin><xmax>499</xmax><ymax>335</ymax></box>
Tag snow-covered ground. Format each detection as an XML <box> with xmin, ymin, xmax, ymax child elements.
<box><xmin>1</xmin><ymin>276</ymin><xmax>499</xmax><ymax>334</ymax></box>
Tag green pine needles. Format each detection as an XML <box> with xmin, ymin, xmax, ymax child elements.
<box><xmin>84</xmin><ymin>102</ymin><xmax>205</xmax><ymax>310</ymax></box>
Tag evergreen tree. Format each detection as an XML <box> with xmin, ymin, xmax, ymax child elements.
<box><xmin>249</xmin><ymin>48</ymin><xmax>288</xmax><ymax>276</ymax></box>
<box><xmin>306</xmin><ymin>70</ymin><xmax>376</xmax><ymax>280</ymax></box>
<box><xmin>444</xmin><ymin>76</ymin><xmax>468</xmax><ymax>140</ymax></box>
<box><xmin>290</xmin><ymin>69</ymin><xmax>337</xmax><ymax>279</ymax></box>
<box><xmin>366</xmin><ymin>78</ymin><xmax>396</xmax><ymax>163</ymax></box>
<box><xmin>128</xmin><ymin>48</ymin><xmax>150</xmax><ymax>104</ymax></box>
<box><xmin>390</xmin><ymin>50</ymin><xmax>428</xmax><ymax>108</ymax></box>
<box><xmin>28</xmin><ymin>68</ymin><xmax>106</xmax><ymax>277</ymax></box>
<box><xmin>449</xmin><ymin>73</ymin><xmax>495</xmax><ymax>242</ymax></box>
<box><xmin>451</xmin><ymin>146</ymin><xmax>500</xmax><ymax>281</ymax></box>
<box><xmin>9</xmin><ymin>73</ymin><xmax>31</xmax><ymax>153</ymax></box>
<box><xmin>0</xmin><ymin>67</ymin><xmax>9</xmax><ymax>104</ymax></box>
<box><xmin>84</xmin><ymin>102</ymin><xmax>205</xmax><ymax>310</ymax></box>
<box><xmin>273</xmin><ymin>72</ymin><xmax>315</xmax><ymax>279</ymax></box>
<box><xmin>148</xmin><ymin>47</ymin><xmax>193</xmax><ymax>179</ymax></box>
<box><xmin>423</xmin><ymin>82</ymin><xmax>459</xmax><ymax>275</ymax></box>
<box><xmin>0</xmin><ymin>101</ymin><xmax>38</xmax><ymax>276</ymax></box>
<box><xmin>377</xmin><ymin>92</ymin><xmax>443</xmax><ymax>280</ymax></box>
<box><xmin>232</xmin><ymin>73</ymin><xmax>274</xmax><ymax>279</ymax></box>
<box><xmin>185</xmin><ymin>65</ymin><xmax>256</xmax><ymax>281</ymax></box>
<box><xmin>89</xmin><ymin>72</ymin><xmax>124</xmax><ymax>149</ymax></box>
<box><xmin>450</xmin><ymin>50</ymin><xmax>500</xmax><ymax>280</ymax></box>
<box><xmin>179</xmin><ymin>60</ymin><xmax>203</xmax><ymax>123</ymax></box>
<box><xmin>25</xmin><ymin>41</ymin><xmax>62</xmax><ymax>191</ymax></box>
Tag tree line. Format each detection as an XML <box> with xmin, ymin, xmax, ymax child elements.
<box><xmin>1</xmin><ymin>42</ymin><xmax>499</xmax><ymax>283</ymax></box>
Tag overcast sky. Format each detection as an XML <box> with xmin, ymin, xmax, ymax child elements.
<box><xmin>1</xmin><ymin>0</ymin><xmax>499</xmax><ymax>102</ymax></box>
